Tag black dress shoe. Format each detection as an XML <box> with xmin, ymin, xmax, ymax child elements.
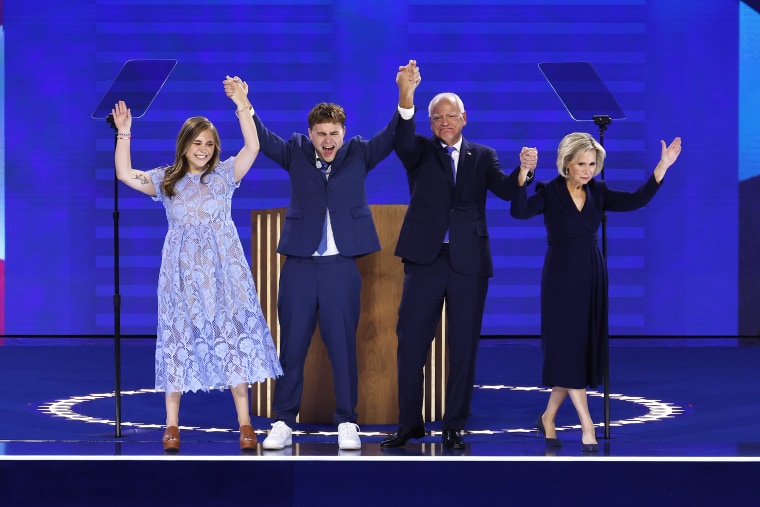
<box><xmin>380</xmin><ymin>425</ymin><xmax>426</xmax><ymax>448</ymax></box>
<box><xmin>442</xmin><ymin>429</ymin><xmax>464</xmax><ymax>449</ymax></box>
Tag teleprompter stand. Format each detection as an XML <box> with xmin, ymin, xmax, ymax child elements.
<box><xmin>92</xmin><ymin>59</ymin><xmax>177</xmax><ymax>437</ymax></box>
<box><xmin>539</xmin><ymin>61</ymin><xmax>626</xmax><ymax>440</ymax></box>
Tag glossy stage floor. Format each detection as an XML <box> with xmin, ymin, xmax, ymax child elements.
<box><xmin>1</xmin><ymin>336</ymin><xmax>758</xmax><ymax>506</ymax></box>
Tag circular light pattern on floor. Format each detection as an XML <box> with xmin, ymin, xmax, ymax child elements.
<box><xmin>37</xmin><ymin>385</ymin><xmax>683</xmax><ymax>437</ymax></box>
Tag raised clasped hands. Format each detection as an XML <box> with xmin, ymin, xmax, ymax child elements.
<box><xmin>520</xmin><ymin>146</ymin><xmax>538</xmax><ymax>174</ymax></box>
<box><xmin>111</xmin><ymin>100</ymin><xmax>132</xmax><ymax>132</ymax></box>
<box><xmin>397</xmin><ymin>59</ymin><xmax>421</xmax><ymax>94</ymax></box>
<box><xmin>224</xmin><ymin>75</ymin><xmax>250</xmax><ymax>109</ymax></box>
<box><xmin>660</xmin><ymin>137</ymin><xmax>682</xmax><ymax>167</ymax></box>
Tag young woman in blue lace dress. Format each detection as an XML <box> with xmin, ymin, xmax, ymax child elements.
<box><xmin>111</xmin><ymin>76</ymin><xmax>282</xmax><ymax>451</ymax></box>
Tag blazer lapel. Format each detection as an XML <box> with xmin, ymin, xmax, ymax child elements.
<box><xmin>303</xmin><ymin>143</ymin><xmax>323</xmax><ymax>180</ymax></box>
<box><xmin>457</xmin><ymin>139</ymin><xmax>473</xmax><ymax>187</ymax></box>
<box><xmin>330</xmin><ymin>146</ymin><xmax>348</xmax><ymax>176</ymax></box>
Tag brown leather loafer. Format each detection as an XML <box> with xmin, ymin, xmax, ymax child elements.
<box><xmin>240</xmin><ymin>424</ymin><xmax>258</xmax><ymax>450</ymax></box>
<box><xmin>162</xmin><ymin>426</ymin><xmax>180</xmax><ymax>452</ymax></box>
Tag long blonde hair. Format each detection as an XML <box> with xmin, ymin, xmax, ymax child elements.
<box><xmin>161</xmin><ymin>116</ymin><xmax>221</xmax><ymax>198</ymax></box>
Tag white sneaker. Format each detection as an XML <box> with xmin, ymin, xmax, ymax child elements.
<box><xmin>338</xmin><ymin>422</ymin><xmax>362</xmax><ymax>450</ymax></box>
<box><xmin>262</xmin><ymin>421</ymin><xmax>293</xmax><ymax>450</ymax></box>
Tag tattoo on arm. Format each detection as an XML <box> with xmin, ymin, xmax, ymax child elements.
<box><xmin>132</xmin><ymin>173</ymin><xmax>149</xmax><ymax>185</ymax></box>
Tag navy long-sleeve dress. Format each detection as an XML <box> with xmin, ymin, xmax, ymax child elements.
<box><xmin>511</xmin><ymin>175</ymin><xmax>661</xmax><ymax>388</ymax></box>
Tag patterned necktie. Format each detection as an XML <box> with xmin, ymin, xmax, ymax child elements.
<box><xmin>316</xmin><ymin>160</ymin><xmax>331</xmax><ymax>255</ymax></box>
<box><xmin>446</xmin><ymin>145</ymin><xmax>457</xmax><ymax>181</ymax></box>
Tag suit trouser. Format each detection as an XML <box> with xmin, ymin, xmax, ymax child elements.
<box><xmin>273</xmin><ymin>254</ymin><xmax>361</xmax><ymax>427</ymax></box>
<box><xmin>396</xmin><ymin>246</ymin><xmax>489</xmax><ymax>431</ymax></box>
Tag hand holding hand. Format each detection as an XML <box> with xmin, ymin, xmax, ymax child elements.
<box><xmin>224</xmin><ymin>75</ymin><xmax>250</xmax><ymax>110</ymax></box>
<box><xmin>520</xmin><ymin>146</ymin><xmax>538</xmax><ymax>173</ymax></box>
<box><xmin>111</xmin><ymin>100</ymin><xmax>132</xmax><ymax>132</ymax></box>
<box><xmin>397</xmin><ymin>59</ymin><xmax>421</xmax><ymax>97</ymax></box>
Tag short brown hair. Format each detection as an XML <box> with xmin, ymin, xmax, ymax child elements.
<box><xmin>307</xmin><ymin>102</ymin><xmax>346</xmax><ymax>128</ymax></box>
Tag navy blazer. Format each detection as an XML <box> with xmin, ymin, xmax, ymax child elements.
<box><xmin>253</xmin><ymin>111</ymin><xmax>398</xmax><ymax>258</ymax></box>
<box><xmin>393</xmin><ymin>113</ymin><xmax>524</xmax><ymax>277</ymax></box>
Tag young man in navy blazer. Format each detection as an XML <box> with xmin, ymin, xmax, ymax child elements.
<box><xmin>383</xmin><ymin>62</ymin><xmax>537</xmax><ymax>449</ymax></box>
<box><xmin>239</xmin><ymin>61</ymin><xmax>421</xmax><ymax>451</ymax></box>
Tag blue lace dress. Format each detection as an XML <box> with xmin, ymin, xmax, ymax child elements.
<box><xmin>148</xmin><ymin>157</ymin><xmax>282</xmax><ymax>393</ymax></box>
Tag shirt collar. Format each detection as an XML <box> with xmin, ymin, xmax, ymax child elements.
<box><xmin>441</xmin><ymin>139</ymin><xmax>463</xmax><ymax>153</ymax></box>
<box><xmin>315</xmin><ymin>155</ymin><xmax>330</xmax><ymax>169</ymax></box>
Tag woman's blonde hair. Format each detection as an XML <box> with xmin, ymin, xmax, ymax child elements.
<box><xmin>556</xmin><ymin>132</ymin><xmax>605</xmax><ymax>178</ymax></box>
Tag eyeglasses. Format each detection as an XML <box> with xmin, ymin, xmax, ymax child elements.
<box><xmin>430</xmin><ymin>113</ymin><xmax>462</xmax><ymax>124</ymax></box>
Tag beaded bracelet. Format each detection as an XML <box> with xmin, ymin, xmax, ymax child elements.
<box><xmin>117</xmin><ymin>132</ymin><xmax>132</xmax><ymax>140</ymax></box>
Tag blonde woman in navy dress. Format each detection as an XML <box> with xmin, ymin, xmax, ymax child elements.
<box><xmin>111</xmin><ymin>76</ymin><xmax>282</xmax><ymax>452</ymax></box>
<box><xmin>510</xmin><ymin>132</ymin><xmax>682</xmax><ymax>451</ymax></box>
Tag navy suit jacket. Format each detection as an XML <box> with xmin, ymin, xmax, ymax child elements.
<box><xmin>394</xmin><ymin>113</ymin><xmax>524</xmax><ymax>277</ymax></box>
<box><xmin>253</xmin><ymin>111</ymin><xmax>398</xmax><ymax>258</ymax></box>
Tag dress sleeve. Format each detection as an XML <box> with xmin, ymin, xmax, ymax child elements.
<box><xmin>147</xmin><ymin>167</ymin><xmax>167</xmax><ymax>203</ymax></box>
<box><xmin>510</xmin><ymin>181</ymin><xmax>547</xmax><ymax>219</ymax></box>
<box><xmin>603</xmin><ymin>173</ymin><xmax>661</xmax><ymax>212</ymax></box>
<box><xmin>215</xmin><ymin>157</ymin><xmax>240</xmax><ymax>189</ymax></box>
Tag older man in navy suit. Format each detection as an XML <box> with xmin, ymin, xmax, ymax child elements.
<box><xmin>383</xmin><ymin>63</ymin><xmax>537</xmax><ymax>449</ymax></box>
<box><xmin>240</xmin><ymin>62</ymin><xmax>421</xmax><ymax>451</ymax></box>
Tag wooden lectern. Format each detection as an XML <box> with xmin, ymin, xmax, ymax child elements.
<box><xmin>250</xmin><ymin>204</ymin><xmax>447</xmax><ymax>425</ymax></box>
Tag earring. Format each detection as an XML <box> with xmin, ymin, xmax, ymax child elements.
<box><xmin>563</xmin><ymin>167</ymin><xmax>569</xmax><ymax>176</ymax></box>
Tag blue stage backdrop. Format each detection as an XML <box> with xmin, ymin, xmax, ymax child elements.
<box><xmin>4</xmin><ymin>1</ymin><xmax>742</xmax><ymax>336</ymax></box>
